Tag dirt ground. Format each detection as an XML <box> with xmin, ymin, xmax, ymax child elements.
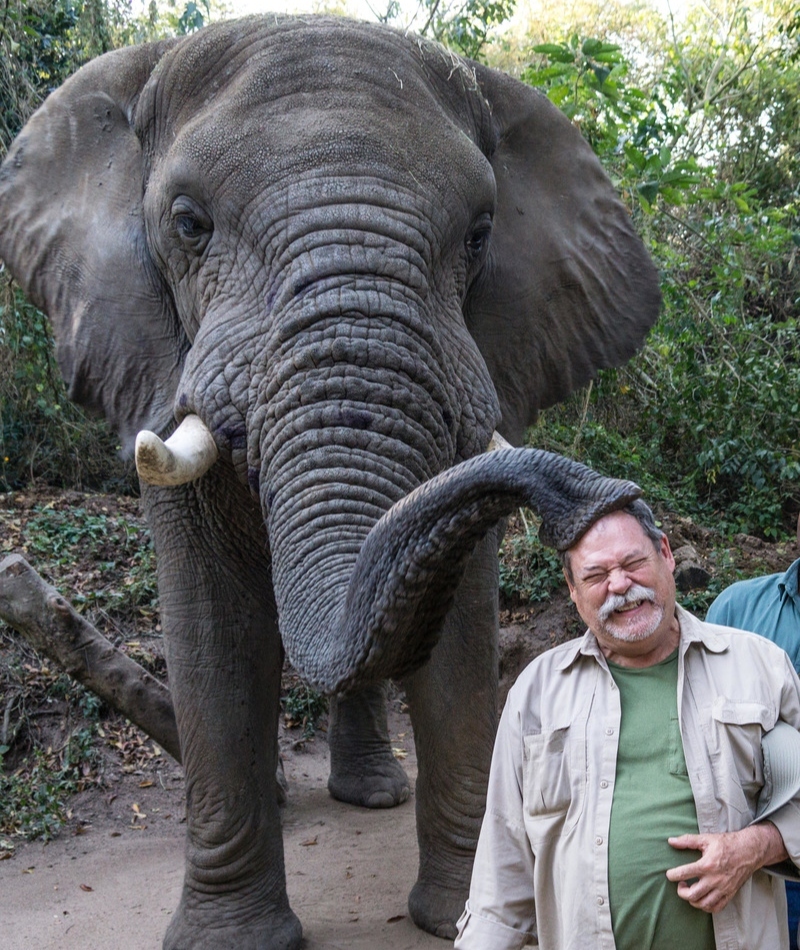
<box><xmin>1</xmin><ymin>692</ymin><xmax>445</xmax><ymax>950</ymax></box>
<box><xmin>1</xmin><ymin>489</ymin><xmax>797</xmax><ymax>949</ymax></box>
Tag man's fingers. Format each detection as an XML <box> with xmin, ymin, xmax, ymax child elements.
<box><xmin>668</xmin><ymin>834</ymin><xmax>705</xmax><ymax>851</ymax></box>
<box><xmin>676</xmin><ymin>880</ymin><xmax>728</xmax><ymax>914</ymax></box>
<box><xmin>678</xmin><ymin>882</ymin><xmax>728</xmax><ymax>914</ymax></box>
<box><xmin>666</xmin><ymin>860</ymin><xmax>702</xmax><ymax>882</ymax></box>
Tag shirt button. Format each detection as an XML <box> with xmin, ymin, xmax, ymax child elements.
<box><xmin>600</xmin><ymin>780</ymin><xmax>608</xmax><ymax>789</ymax></box>
<box><xmin>605</xmin><ymin>728</ymin><xmax>614</xmax><ymax>736</ymax></box>
<box><xmin>596</xmin><ymin>897</ymin><xmax>604</xmax><ymax>906</ymax></box>
<box><xmin>595</xmin><ymin>837</ymin><xmax>603</xmax><ymax>846</ymax></box>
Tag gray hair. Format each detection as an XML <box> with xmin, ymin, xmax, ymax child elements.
<box><xmin>560</xmin><ymin>499</ymin><xmax>664</xmax><ymax>584</ymax></box>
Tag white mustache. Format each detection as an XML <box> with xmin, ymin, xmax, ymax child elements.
<box><xmin>598</xmin><ymin>584</ymin><xmax>656</xmax><ymax>623</ymax></box>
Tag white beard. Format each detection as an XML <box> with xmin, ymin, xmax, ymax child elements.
<box><xmin>598</xmin><ymin>584</ymin><xmax>663</xmax><ymax>642</ymax></box>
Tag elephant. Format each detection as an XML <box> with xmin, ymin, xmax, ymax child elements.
<box><xmin>0</xmin><ymin>15</ymin><xmax>660</xmax><ymax>949</ymax></box>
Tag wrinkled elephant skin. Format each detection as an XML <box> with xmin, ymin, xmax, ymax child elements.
<box><xmin>0</xmin><ymin>16</ymin><xmax>660</xmax><ymax>949</ymax></box>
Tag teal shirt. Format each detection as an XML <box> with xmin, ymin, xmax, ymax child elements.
<box><xmin>706</xmin><ymin>557</ymin><xmax>800</xmax><ymax>674</ymax></box>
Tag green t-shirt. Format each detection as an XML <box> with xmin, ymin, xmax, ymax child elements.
<box><xmin>607</xmin><ymin>650</ymin><xmax>716</xmax><ymax>950</ymax></box>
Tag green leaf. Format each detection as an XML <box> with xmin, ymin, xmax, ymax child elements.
<box><xmin>637</xmin><ymin>181</ymin><xmax>660</xmax><ymax>204</ymax></box>
<box><xmin>532</xmin><ymin>42</ymin><xmax>575</xmax><ymax>63</ymax></box>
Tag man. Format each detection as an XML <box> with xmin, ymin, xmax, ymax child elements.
<box><xmin>706</xmin><ymin>514</ymin><xmax>800</xmax><ymax>674</ymax></box>
<box><xmin>707</xmin><ymin>514</ymin><xmax>800</xmax><ymax>950</ymax></box>
<box><xmin>455</xmin><ymin>500</ymin><xmax>800</xmax><ymax>950</ymax></box>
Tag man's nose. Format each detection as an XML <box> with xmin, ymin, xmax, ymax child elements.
<box><xmin>607</xmin><ymin>569</ymin><xmax>632</xmax><ymax>594</ymax></box>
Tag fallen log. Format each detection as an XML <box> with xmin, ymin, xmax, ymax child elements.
<box><xmin>0</xmin><ymin>554</ymin><xmax>180</xmax><ymax>762</ymax></box>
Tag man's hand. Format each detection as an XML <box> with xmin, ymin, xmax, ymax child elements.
<box><xmin>665</xmin><ymin>822</ymin><xmax>788</xmax><ymax>913</ymax></box>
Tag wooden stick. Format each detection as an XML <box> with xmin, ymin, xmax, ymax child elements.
<box><xmin>0</xmin><ymin>554</ymin><xmax>180</xmax><ymax>762</ymax></box>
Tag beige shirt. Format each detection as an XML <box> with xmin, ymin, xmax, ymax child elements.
<box><xmin>454</xmin><ymin>606</ymin><xmax>800</xmax><ymax>950</ymax></box>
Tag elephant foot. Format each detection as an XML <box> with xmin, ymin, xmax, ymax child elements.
<box><xmin>408</xmin><ymin>880</ymin><xmax>468</xmax><ymax>940</ymax></box>
<box><xmin>328</xmin><ymin>752</ymin><xmax>410</xmax><ymax>808</ymax></box>
<box><xmin>164</xmin><ymin>899</ymin><xmax>302</xmax><ymax>950</ymax></box>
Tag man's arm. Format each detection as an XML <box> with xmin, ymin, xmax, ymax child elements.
<box><xmin>666</xmin><ymin>821</ymin><xmax>788</xmax><ymax>913</ymax></box>
<box><xmin>454</xmin><ymin>700</ymin><xmax>537</xmax><ymax>950</ymax></box>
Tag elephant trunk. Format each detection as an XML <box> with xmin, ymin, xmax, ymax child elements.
<box><xmin>268</xmin><ymin>446</ymin><xmax>640</xmax><ymax>694</ymax></box>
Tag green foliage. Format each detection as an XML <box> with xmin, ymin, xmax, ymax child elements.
<box><xmin>0</xmin><ymin>286</ymin><xmax>131</xmax><ymax>492</ymax></box>
<box><xmin>384</xmin><ymin>0</ymin><xmax>515</xmax><ymax>61</ymax></box>
<box><xmin>499</xmin><ymin>521</ymin><xmax>564</xmax><ymax>604</ymax></box>
<box><xmin>12</xmin><ymin>504</ymin><xmax>158</xmax><ymax>622</ymax></box>
<box><xmin>0</xmin><ymin>727</ymin><xmax>99</xmax><ymax>840</ymax></box>
<box><xmin>0</xmin><ymin>496</ymin><xmax>159</xmax><ymax>841</ymax></box>
<box><xmin>430</xmin><ymin>0</ymin><xmax>516</xmax><ymax>61</ymax></box>
<box><xmin>0</xmin><ymin>670</ymin><xmax>101</xmax><ymax>841</ymax></box>
<box><xmin>177</xmin><ymin>0</ymin><xmax>210</xmax><ymax>35</ymax></box>
<box><xmin>281</xmin><ymin>682</ymin><xmax>328</xmax><ymax>741</ymax></box>
<box><xmin>523</xmin><ymin>11</ymin><xmax>800</xmax><ymax>539</ymax></box>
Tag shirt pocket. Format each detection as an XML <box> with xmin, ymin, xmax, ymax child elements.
<box><xmin>709</xmin><ymin>698</ymin><xmax>775</xmax><ymax>814</ymax></box>
<box><xmin>522</xmin><ymin>724</ymin><xmax>586</xmax><ymax>842</ymax></box>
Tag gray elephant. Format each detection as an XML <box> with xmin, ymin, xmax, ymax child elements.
<box><xmin>0</xmin><ymin>15</ymin><xmax>660</xmax><ymax>949</ymax></box>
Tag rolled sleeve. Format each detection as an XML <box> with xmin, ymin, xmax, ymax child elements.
<box><xmin>455</xmin><ymin>902</ymin><xmax>537</xmax><ymax>949</ymax></box>
<box><xmin>760</xmin><ymin>813</ymin><xmax>800</xmax><ymax>882</ymax></box>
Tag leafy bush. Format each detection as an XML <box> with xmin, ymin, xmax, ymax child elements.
<box><xmin>0</xmin><ymin>286</ymin><xmax>133</xmax><ymax>492</ymax></box>
<box><xmin>0</xmin><ymin>670</ymin><xmax>102</xmax><ymax>841</ymax></box>
<box><xmin>499</xmin><ymin>520</ymin><xmax>565</xmax><ymax>605</ymax></box>
<box><xmin>281</xmin><ymin>683</ymin><xmax>328</xmax><ymax>740</ymax></box>
<box><xmin>523</xmin><ymin>17</ymin><xmax>800</xmax><ymax>539</ymax></box>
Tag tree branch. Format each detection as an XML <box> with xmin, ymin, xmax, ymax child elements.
<box><xmin>0</xmin><ymin>554</ymin><xmax>180</xmax><ymax>762</ymax></box>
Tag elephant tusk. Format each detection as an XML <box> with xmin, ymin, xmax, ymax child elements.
<box><xmin>135</xmin><ymin>415</ymin><xmax>219</xmax><ymax>487</ymax></box>
<box><xmin>486</xmin><ymin>430</ymin><xmax>512</xmax><ymax>452</ymax></box>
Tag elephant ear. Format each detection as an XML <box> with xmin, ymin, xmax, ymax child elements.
<box><xmin>465</xmin><ymin>63</ymin><xmax>661</xmax><ymax>442</ymax></box>
<box><xmin>0</xmin><ymin>39</ymin><xmax>187</xmax><ymax>455</ymax></box>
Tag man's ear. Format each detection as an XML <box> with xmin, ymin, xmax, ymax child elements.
<box><xmin>660</xmin><ymin>534</ymin><xmax>676</xmax><ymax>574</ymax></box>
<box><xmin>564</xmin><ymin>569</ymin><xmax>577</xmax><ymax>602</ymax></box>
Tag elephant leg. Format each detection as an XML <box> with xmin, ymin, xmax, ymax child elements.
<box><xmin>327</xmin><ymin>682</ymin><xmax>410</xmax><ymax>808</ymax></box>
<box><xmin>403</xmin><ymin>528</ymin><xmax>501</xmax><ymax>940</ymax></box>
<box><xmin>142</xmin><ymin>476</ymin><xmax>302</xmax><ymax>950</ymax></box>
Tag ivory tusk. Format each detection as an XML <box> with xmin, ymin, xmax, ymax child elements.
<box><xmin>486</xmin><ymin>430</ymin><xmax>512</xmax><ymax>452</ymax></box>
<box><xmin>135</xmin><ymin>415</ymin><xmax>219</xmax><ymax>487</ymax></box>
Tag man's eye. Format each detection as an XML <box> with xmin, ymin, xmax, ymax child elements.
<box><xmin>624</xmin><ymin>559</ymin><xmax>648</xmax><ymax>571</ymax></box>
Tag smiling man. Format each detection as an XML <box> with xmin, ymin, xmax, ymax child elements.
<box><xmin>455</xmin><ymin>500</ymin><xmax>800</xmax><ymax>950</ymax></box>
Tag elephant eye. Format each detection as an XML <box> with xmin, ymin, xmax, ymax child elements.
<box><xmin>465</xmin><ymin>215</ymin><xmax>492</xmax><ymax>261</ymax></box>
<box><xmin>171</xmin><ymin>197</ymin><xmax>213</xmax><ymax>252</ymax></box>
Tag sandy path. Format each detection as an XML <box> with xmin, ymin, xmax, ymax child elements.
<box><xmin>1</xmin><ymin>716</ymin><xmax>449</xmax><ymax>949</ymax></box>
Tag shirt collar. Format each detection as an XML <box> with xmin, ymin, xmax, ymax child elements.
<box><xmin>554</xmin><ymin>602</ymin><xmax>728</xmax><ymax>671</ymax></box>
<box><xmin>779</xmin><ymin>557</ymin><xmax>800</xmax><ymax>600</ymax></box>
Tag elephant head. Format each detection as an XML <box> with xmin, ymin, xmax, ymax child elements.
<box><xmin>0</xmin><ymin>16</ymin><xmax>659</xmax><ymax>947</ymax></box>
<box><xmin>0</xmin><ymin>15</ymin><xmax>658</xmax><ymax>692</ymax></box>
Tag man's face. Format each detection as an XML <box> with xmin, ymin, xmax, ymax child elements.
<box><xmin>565</xmin><ymin>511</ymin><xmax>678</xmax><ymax>664</ymax></box>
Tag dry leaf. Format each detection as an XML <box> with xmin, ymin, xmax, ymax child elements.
<box><xmin>80</xmin><ymin>884</ymin><xmax>93</xmax><ymax>892</ymax></box>
<box><xmin>300</xmin><ymin>836</ymin><xmax>318</xmax><ymax>847</ymax></box>
<box><xmin>387</xmin><ymin>915</ymin><xmax>406</xmax><ymax>924</ymax></box>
